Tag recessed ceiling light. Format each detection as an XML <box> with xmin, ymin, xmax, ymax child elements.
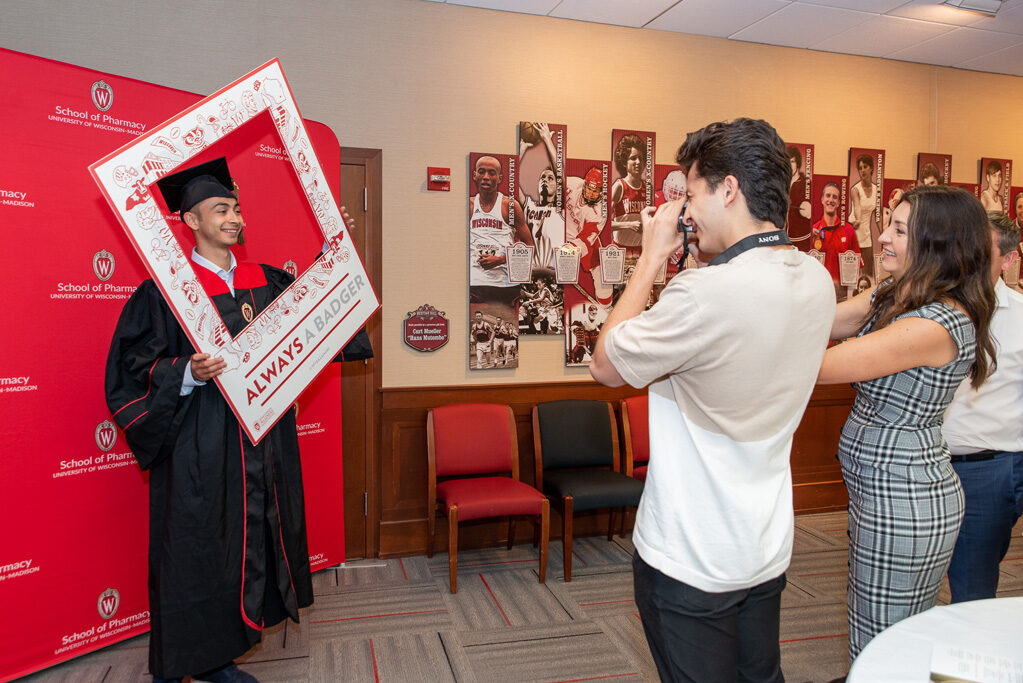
<box><xmin>942</xmin><ymin>0</ymin><xmax>1004</xmax><ymax>17</ymax></box>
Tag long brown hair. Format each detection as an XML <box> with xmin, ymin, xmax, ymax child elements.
<box><xmin>864</xmin><ymin>185</ymin><xmax>996</xmax><ymax>388</ymax></box>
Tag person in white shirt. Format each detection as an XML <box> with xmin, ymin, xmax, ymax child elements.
<box><xmin>590</xmin><ymin>118</ymin><xmax>834</xmax><ymax>683</ymax></box>
<box><xmin>942</xmin><ymin>211</ymin><xmax>1023</xmax><ymax>602</ymax></box>
<box><xmin>847</xmin><ymin>153</ymin><xmax>879</xmax><ymax>269</ymax></box>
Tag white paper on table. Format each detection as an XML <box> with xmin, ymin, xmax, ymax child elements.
<box><xmin>930</xmin><ymin>642</ymin><xmax>1023</xmax><ymax>683</ymax></box>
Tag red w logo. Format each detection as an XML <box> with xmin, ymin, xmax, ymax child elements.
<box><xmin>95</xmin><ymin>89</ymin><xmax>110</xmax><ymax>108</ymax></box>
<box><xmin>101</xmin><ymin>595</ymin><xmax>116</xmax><ymax>614</ymax></box>
<box><xmin>96</xmin><ymin>258</ymin><xmax>112</xmax><ymax>278</ymax></box>
<box><xmin>98</xmin><ymin>426</ymin><xmax>115</xmax><ymax>449</ymax></box>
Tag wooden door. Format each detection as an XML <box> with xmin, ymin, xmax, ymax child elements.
<box><xmin>338</xmin><ymin>149</ymin><xmax>382</xmax><ymax>559</ymax></box>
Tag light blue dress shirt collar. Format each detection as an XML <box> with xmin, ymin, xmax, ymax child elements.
<box><xmin>191</xmin><ymin>248</ymin><xmax>238</xmax><ymax>296</ymax></box>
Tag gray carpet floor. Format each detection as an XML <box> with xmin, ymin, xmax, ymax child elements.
<box><xmin>21</xmin><ymin>511</ymin><xmax>1023</xmax><ymax>682</ymax></box>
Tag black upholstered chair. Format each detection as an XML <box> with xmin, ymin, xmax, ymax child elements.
<box><xmin>532</xmin><ymin>399</ymin><xmax>643</xmax><ymax>581</ymax></box>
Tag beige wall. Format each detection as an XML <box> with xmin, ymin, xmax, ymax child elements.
<box><xmin>4</xmin><ymin>0</ymin><xmax>1022</xmax><ymax>387</ymax></box>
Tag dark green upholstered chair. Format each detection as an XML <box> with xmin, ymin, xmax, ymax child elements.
<box><xmin>532</xmin><ymin>400</ymin><xmax>643</xmax><ymax>581</ymax></box>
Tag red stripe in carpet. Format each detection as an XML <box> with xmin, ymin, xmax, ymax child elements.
<box><xmin>480</xmin><ymin>573</ymin><xmax>512</xmax><ymax>626</ymax></box>
<box><xmin>779</xmin><ymin>633</ymin><xmax>847</xmax><ymax>644</ymax></box>
<box><xmin>312</xmin><ymin>608</ymin><xmax>446</xmax><ymax>624</ymax></box>
<box><xmin>430</xmin><ymin>558</ymin><xmax>538</xmax><ymax>570</ymax></box>
<box><xmin>551</xmin><ymin>673</ymin><xmax>641</xmax><ymax>682</ymax></box>
<box><xmin>399</xmin><ymin>557</ymin><xmax>408</xmax><ymax>581</ymax></box>
<box><xmin>369</xmin><ymin>638</ymin><xmax>380</xmax><ymax>682</ymax></box>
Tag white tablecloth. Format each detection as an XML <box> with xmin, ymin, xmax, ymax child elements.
<box><xmin>848</xmin><ymin>597</ymin><xmax>1023</xmax><ymax>683</ymax></box>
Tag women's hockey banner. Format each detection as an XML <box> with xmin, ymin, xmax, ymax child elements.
<box><xmin>0</xmin><ymin>48</ymin><xmax>348</xmax><ymax>680</ymax></box>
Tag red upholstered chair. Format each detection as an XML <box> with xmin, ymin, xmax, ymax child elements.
<box><xmin>427</xmin><ymin>403</ymin><xmax>549</xmax><ymax>593</ymax></box>
<box><xmin>621</xmin><ymin>395</ymin><xmax>649</xmax><ymax>483</ymax></box>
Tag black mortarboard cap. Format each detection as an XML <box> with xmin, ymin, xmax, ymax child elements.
<box><xmin>155</xmin><ymin>157</ymin><xmax>237</xmax><ymax>218</ymax></box>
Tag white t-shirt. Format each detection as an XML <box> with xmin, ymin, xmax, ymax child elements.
<box><xmin>604</xmin><ymin>246</ymin><xmax>834</xmax><ymax>592</ymax></box>
<box><xmin>943</xmin><ymin>279</ymin><xmax>1023</xmax><ymax>454</ymax></box>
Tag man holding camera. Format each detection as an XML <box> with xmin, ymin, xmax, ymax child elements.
<box><xmin>590</xmin><ymin>118</ymin><xmax>834</xmax><ymax>682</ymax></box>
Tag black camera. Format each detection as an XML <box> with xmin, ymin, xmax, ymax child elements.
<box><xmin>677</xmin><ymin>201</ymin><xmax>693</xmax><ymax>233</ymax></box>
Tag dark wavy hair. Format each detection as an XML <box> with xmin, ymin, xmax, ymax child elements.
<box><xmin>865</xmin><ymin>185</ymin><xmax>996</xmax><ymax>388</ymax></box>
<box><xmin>675</xmin><ymin>118</ymin><xmax>790</xmax><ymax>229</ymax></box>
<box><xmin>614</xmin><ymin>134</ymin><xmax>646</xmax><ymax>177</ymax></box>
<box><xmin>919</xmin><ymin>162</ymin><xmax>941</xmax><ymax>184</ymax></box>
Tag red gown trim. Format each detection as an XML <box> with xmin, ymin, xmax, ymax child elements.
<box><xmin>238</xmin><ymin>424</ymin><xmax>264</xmax><ymax>632</ymax></box>
<box><xmin>113</xmin><ymin>358</ymin><xmax>160</xmax><ymax>417</ymax></box>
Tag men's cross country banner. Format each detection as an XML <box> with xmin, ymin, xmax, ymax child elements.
<box><xmin>0</xmin><ymin>48</ymin><xmax>354</xmax><ymax>680</ymax></box>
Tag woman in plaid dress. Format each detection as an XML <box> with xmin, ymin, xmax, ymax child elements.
<box><xmin>818</xmin><ymin>185</ymin><xmax>997</xmax><ymax>660</ymax></box>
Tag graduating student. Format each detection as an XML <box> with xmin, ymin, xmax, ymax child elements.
<box><xmin>105</xmin><ymin>158</ymin><xmax>370</xmax><ymax>682</ymax></box>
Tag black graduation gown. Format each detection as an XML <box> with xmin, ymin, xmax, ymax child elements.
<box><xmin>105</xmin><ymin>262</ymin><xmax>315</xmax><ymax>678</ymax></box>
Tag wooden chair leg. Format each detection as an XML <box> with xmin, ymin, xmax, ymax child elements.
<box><xmin>427</xmin><ymin>502</ymin><xmax>436</xmax><ymax>558</ymax></box>
<box><xmin>538</xmin><ymin>499</ymin><xmax>549</xmax><ymax>584</ymax></box>
<box><xmin>507</xmin><ymin>516</ymin><xmax>515</xmax><ymax>550</ymax></box>
<box><xmin>608</xmin><ymin>507</ymin><xmax>617</xmax><ymax>542</ymax></box>
<box><xmin>448</xmin><ymin>506</ymin><xmax>459</xmax><ymax>593</ymax></box>
<box><xmin>563</xmin><ymin>496</ymin><xmax>574</xmax><ymax>582</ymax></box>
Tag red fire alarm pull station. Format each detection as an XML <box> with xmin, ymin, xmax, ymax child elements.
<box><xmin>427</xmin><ymin>167</ymin><xmax>451</xmax><ymax>191</ymax></box>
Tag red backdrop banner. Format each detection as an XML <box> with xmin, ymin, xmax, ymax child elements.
<box><xmin>0</xmin><ymin>48</ymin><xmax>345</xmax><ymax>681</ymax></box>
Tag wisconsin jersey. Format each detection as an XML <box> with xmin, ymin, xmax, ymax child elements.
<box><xmin>470</xmin><ymin>191</ymin><xmax>515</xmax><ymax>287</ymax></box>
<box><xmin>524</xmin><ymin>197</ymin><xmax>565</xmax><ymax>269</ymax></box>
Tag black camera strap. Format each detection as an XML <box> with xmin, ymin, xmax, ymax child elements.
<box><xmin>709</xmin><ymin>230</ymin><xmax>792</xmax><ymax>266</ymax></box>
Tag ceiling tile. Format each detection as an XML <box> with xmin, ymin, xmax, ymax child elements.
<box><xmin>645</xmin><ymin>0</ymin><xmax>790</xmax><ymax>38</ymax></box>
<box><xmin>886</xmin><ymin>0</ymin><xmax>1008</xmax><ymax>26</ymax></box>
<box><xmin>794</xmin><ymin>0</ymin><xmax>908</xmax><ymax>12</ymax></box>
<box><xmin>809</xmin><ymin>14</ymin><xmax>956</xmax><ymax>57</ymax></box>
<box><xmin>549</xmin><ymin>0</ymin><xmax>680</xmax><ymax>28</ymax></box>
<box><xmin>732</xmin><ymin>3</ymin><xmax>874</xmax><ymax>48</ymax></box>
<box><xmin>957</xmin><ymin>38</ymin><xmax>1023</xmax><ymax>72</ymax></box>
<box><xmin>887</xmin><ymin>25</ymin><xmax>1022</xmax><ymax>64</ymax></box>
<box><xmin>966</xmin><ymin>3</ymin><xmax>1023</xmax><ymax>33</ymax></box>
<box><xmin>444</xmin><ymin>0</ymin><xmax>561</xmax><ymax>15</ymax></box>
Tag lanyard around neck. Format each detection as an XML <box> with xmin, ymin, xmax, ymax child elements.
<box><xmin>709</xmin><ymin>230</ymin><xmax>792</xmax><ymax>266</ymax></box>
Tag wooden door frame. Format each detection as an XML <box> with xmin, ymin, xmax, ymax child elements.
<box><xmin>340</xmin><ymin>146</ymin><xmax>383</xmax><ymax>558</ymax></box>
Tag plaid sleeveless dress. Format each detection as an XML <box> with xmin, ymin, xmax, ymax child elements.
<box><xmin>838</xmin><ymin>301</ymin><xmax>973</xmax><ymax>660</ymax></box>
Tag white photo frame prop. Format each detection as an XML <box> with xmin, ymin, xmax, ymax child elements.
<box><xmin>90</xmin><ymin>59</ymin><xmax>379</xmax><ymax>444</ymax></box>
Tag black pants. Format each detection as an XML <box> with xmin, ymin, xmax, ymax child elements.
<box><xmin>633</xmin><ymin>553</ymin><xmax>786</xmax><ymax>683</ymax></box>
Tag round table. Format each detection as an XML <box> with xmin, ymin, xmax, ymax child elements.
<box><xmin>848</xmin><ymin>597</ymin><xmax>1023</xmax><ymax>682</ymax></box>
